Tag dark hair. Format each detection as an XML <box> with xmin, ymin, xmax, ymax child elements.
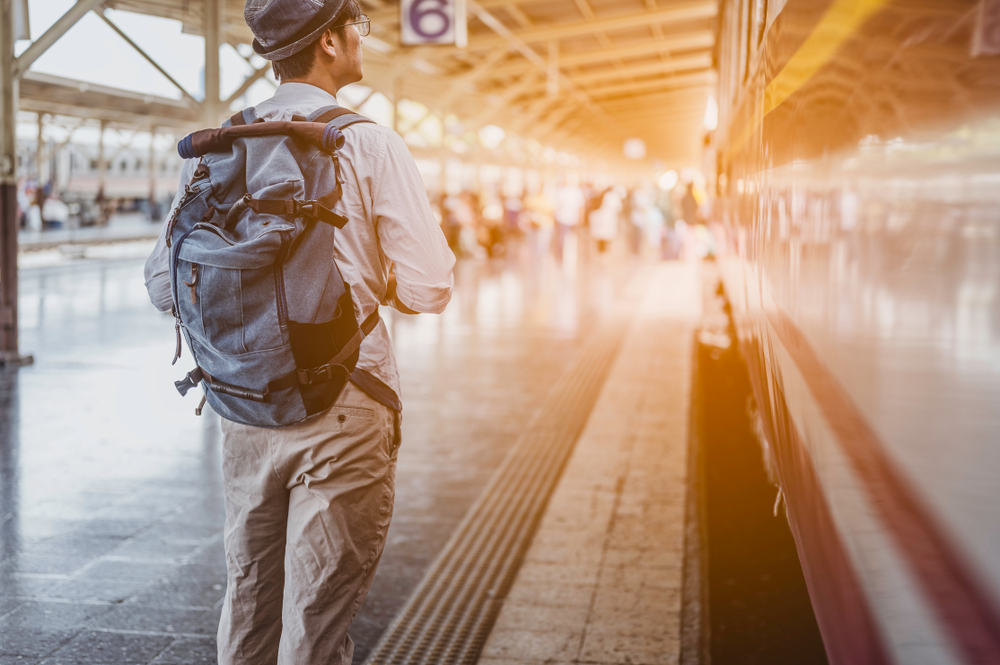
<box><xmin>271</xmin><ymin>0</ymin><xmax>363</xmax><ymax>81</ymax></box>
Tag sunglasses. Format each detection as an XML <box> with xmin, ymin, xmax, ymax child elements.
<box><xmin>332</xmin><ymin>14</ymin><xmax>370</xmax><ymax>37</ymax></box>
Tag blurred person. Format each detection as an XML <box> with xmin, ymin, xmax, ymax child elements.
<box><xmin>681</xmin><ymin>181</ymin><xmax>699</xmax><ymax>225</ymax></box>
<box><xmin>553</xmin><ymin>178</ymin><xmax>585</xmax><ymax>262</ymax></box>
<box><xmin>457</xmin><ymin>191</ymin><xmax>484</xmax><ymax>258</ymax></box>
<box><xmin>655</xmin><ymin>185</ymin><xmax>674</xmax><ymax>227</ymax></box>
<box><xmin>662</xmin><ymin>222</ymin><xmax>682</xmax><ymax>260</ymax></box>
<box><xmin>676</xmin><ymin>218</ymin><xmax>699</xmax><ymax>260</ymax></box>
<box><xmin>694</xmin><ymin>222</ymin><xmax>717</xmax><ymax>260</ymax></box>
<box><xmin>646</xmin><ymin>203</ymin><xmax>665</xmax><ymax>254</ymax></box>
<box><xmin>143</xmin><ymin>2</ymin><xmax>455</xmax><ymax>663</ymax></box>
<box><xmin>441</xmin><ymin>192</ymin><xmax>463</xmax><ymax>252</ymax></box>
<box><xmin>15</xmin><ymin>177</ymin><xmax>28</xmax><ymax>228</ymax></box>
<box><xmin>479</xmin><ymin>192</ymin><xmax>506</xmax><ymax>257</ymax></box>
<box><xmin>627</xmin><ymin>187</ymin><xmax>651</xmax><ymax>255</ymax></box>
<box><xmin>42</xmin><ymin>197</ymin><xmax>70</xmax><ymax>228</ymax></box>
<box><xmin>502</xmin><ymin>195</ymin><xmax>523</xmax><ymax>235</ymax></box>
<box><xmin>523</xmin><ymin>187</ymin><xmax>554</xmax><ymax>259</ymax></box>
<box><xmin>588</xmin><ymin>186</ymin><xmax>621</xmax><ymax>254</ymax></box>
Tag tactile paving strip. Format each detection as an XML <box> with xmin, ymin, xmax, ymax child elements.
<box><xmin>364</xmin><ymin>312</ymin><xmax>634</xmax><ymax>665</ymax></box>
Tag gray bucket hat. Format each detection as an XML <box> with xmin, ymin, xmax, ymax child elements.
<box><xmin>245</xmin><ymin>0</ymin><xmax>349</xmax><ymax>61</ymax></box>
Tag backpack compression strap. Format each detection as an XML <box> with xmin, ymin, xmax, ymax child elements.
<box><xmin>227</xmin><ymin>195</ymin><xmax>349</xmax><ymax>229</ymax></box>
<box><xmin>174</xmin><ymin>311</ymin><xmax>381</xmax><ymax>402</ymax></box>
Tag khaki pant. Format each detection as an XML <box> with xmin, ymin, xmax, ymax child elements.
<box><xmin>217</xmin><ymin>383</ymin><xmax>399</xmax><ymax>665</ymax></box>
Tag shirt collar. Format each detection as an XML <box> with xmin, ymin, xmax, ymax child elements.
<box><xmin>254</xmin><ymin>82</ymin><xmax>340</xmax><ymax>120</ymax></box>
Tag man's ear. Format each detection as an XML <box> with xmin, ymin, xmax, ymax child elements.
<box><xmin>317</xmin><ymin>29</ymin><xmax>338</xmax><ymax>59</ymax></box>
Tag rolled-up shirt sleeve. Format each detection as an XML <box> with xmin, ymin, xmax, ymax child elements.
<box><xmin>144</xmin><ymin>160</ymin><xmax>196</xmax><ymax>312</ymax></box>
<box><xmin>372</xmin><ymin>131</ymin><xmax>455</xmax><ymax>314</ymax></box>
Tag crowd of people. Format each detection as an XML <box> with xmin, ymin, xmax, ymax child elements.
<box><xmin>438</xmin><ymin>176</ymin><xmax>714</xmax><ymax>262</ymax></box>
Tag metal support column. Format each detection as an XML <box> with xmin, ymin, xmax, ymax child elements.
<box><xmin>0</xmin><ymin>0</ymin><xmax>31</xmax><ymax>365</ymax></box>
<box><xmin>147</xmin><ymin>127</ymin><xmax>157</xmax><ymax>220</ymax></box>
<box><xmin>203</xmin><ymin>0</ymin><xmax>222</xmax><ymax>126</ymax></box>
<box><xmin>97</xmin><ymin>120</ymin><xmax>107</xmax><ymax>195</ymax></box>
<box><xmin>96</xmin><ymin>120</ymin><xmax>107</xmax><ymax>224</ymax></box>
<box><xmin>35</xmin><ymin>113</ymin><xmax>43</xmax><ymax>184</ymax></box>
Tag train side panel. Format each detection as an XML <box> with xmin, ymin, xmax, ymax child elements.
<box><xmin>714</xmin><ymin>1</ymin><xmax>1000</xmax><ymax>663</ymax></box>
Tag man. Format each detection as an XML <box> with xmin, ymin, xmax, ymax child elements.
<box><xmin>143</xmin><ymin>1</ymin><xmax>456</xmax><ymax>663</ymax></box>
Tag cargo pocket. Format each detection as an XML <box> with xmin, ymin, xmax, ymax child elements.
<box><xmin>199</xmin><ymin>265</ymin><xmax>246</xmax><ymax>354</ymax></box>
<box><xmin>239</xmin><ymin>265</ymin><xmax>285</xmax><ymax>353</ymax></box>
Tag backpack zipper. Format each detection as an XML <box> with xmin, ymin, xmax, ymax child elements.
<box><xmin>274</xmin><ymin>231</ymin><xmax>290</xmax><ymax>327</ymax></box>
<box><xmin>183</xmin><ymin>263</ymin><xmax>199</xmax><ymax>305</ymax></box>
<box><xmin>169</xmin><ymin>228</ymin><xmax>196</xmax><ymax>365</ymax></box>
<box><xmin>172</xmin><ymin>317</ymin><xmax>183</xmax><ymax>365</ymax></box>
<box><xmin>171</xmin><ymin>228</ymin><xmax>196</xmax><ymax>314</ymax></box>
<box><xmin>192</xmin><ymin>222</ymin><xmax>293</xmax><ymax>244</ymax></box>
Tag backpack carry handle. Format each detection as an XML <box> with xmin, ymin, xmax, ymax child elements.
<box><xmin>177</xmin><ymin>121</ymin><xmax>346</xmax><ymax>159</ymax></box>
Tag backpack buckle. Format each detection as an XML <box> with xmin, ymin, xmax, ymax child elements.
<box><xmin>175</xmin><ymin>367</ymin><xmax>204</xmax><ymax>396</ymax></box>
<box><xmin>297</xmin><ymin>362</ymin><xmax>349</xmax><ymax>386</ymax></box>
<box><xmin>296</xmin><ymin>200</ymin><xmax>318</xmax><ymax>217</ymax></box>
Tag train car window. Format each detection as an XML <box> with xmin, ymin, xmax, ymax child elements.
<box><xmin>753</xmin><ymin>0</ymin><xmax>768</xmax><ymax>50</ymax></box>
<box><xmin>765</xmin><ymin>0</ymin><xmax>787</xmax><ymax>33</ymax></box>
<box><xmin>724</xmin><ymin>0</ymin><xmax>739</xmax><ymax>114</ymax></box>
<box><xmin>738</xmin><ymin>0</ymin><xmax>750</xmax><ymax>83</ymax></box>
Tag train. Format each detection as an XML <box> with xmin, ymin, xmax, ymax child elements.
<box><xmin>712</xmin><ymin>0</ymin><xmax>1000</xmax><ymax>663</ymax></box>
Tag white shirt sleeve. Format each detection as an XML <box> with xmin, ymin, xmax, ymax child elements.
<box><xmin>144</xmin><ymin>159</ymin><xmax>197</xmax><ymax>312</ymax></box>
<box><xmin>371</xmin><ymin>131</ymin><xmax>455</xmax><ymax>314</ymax></box>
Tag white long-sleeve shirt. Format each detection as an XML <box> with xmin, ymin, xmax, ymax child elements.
<box><xmin>144</xmin><ymin>83</ymin><xmax>455</xmax><ymax>406</ymax></box>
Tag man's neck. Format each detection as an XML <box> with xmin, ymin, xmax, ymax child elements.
<box><xmin>283</xmin><ymin>70</ymin><xmax>342</xmax><ymax>97</ymax></box>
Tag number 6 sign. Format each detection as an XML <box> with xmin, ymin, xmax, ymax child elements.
<box><xmin>400</xmin><ymin>0</ymin><xmax>468</xmax><ymax>47</ymax></box>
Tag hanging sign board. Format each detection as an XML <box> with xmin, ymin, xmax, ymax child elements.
<box><xmin>400</xmin><ymin>0</ymin><xmax>467</xmax><ymax>47</ymax></box>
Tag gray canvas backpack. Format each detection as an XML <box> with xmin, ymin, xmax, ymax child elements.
<box><xmin>167</xmin><ymin>105</ymin><xmax>376</xmax><ymax>427</ymax></box>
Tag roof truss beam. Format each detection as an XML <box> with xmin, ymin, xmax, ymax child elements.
<box><xmin>467</xmin><ymin>1</ymin><xmax>616</xmax><ymax>132</ymax></box>
<box><xmin>225</xmin><ymin>62</ymin><xmax>273</xmax><ymax>107</ymax></box>
<box><xmin>522</xmin><ymin>53</ymin><xmax>711</xmax><ymax>92</ymax></box>
<box><xmin>14</xmin><ymin>0</ymin><xmax>105</xmax><ymax>77</ymax></box>
<box><xmin>96</xmin><ymin>10</ymin><xmax>200</xmax><ymax>107</ymax></box>
<box><xmin>587</xmin><ymin>72</ymin><xmax>711</xmax><ymax>99</ymax></box>
<box><xmin>470</xmin><ymin>72</ymin><xmax>541</xmax><ymax>127</ymax></box>
<box><xmin>463</xmin><ymin>1</ymin><xmax>716</xmax><ymax>50</ymax></box>
<box><xmin>484</xmin><ymin>32</ymin><xmax>713</xmax><ymax>78</ymax></box>
<box><xmin>598</xmin><ymin>89</ymin><xmax>709</xmax><ymax>113</ymax></box>
<box><xmin>434</xmin><ymin>46</ymin><xmax>512</xmax><ymax>113</ymax></box>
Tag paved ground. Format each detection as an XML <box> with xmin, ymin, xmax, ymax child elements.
<box><xmin>478</xmin><ymin>262</ymin><xmax>700</xmax><ymax>665</ymax></box>
<box><xmin>0</xmin><ymin>239</ymin><xmax>646</xmax><ymax>664</ymax></box>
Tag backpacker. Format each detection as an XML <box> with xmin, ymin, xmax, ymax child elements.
<box><xmin>167</xmin><ymin>105</ymin><xmax>376</xmax><ymax>427</ymax></box>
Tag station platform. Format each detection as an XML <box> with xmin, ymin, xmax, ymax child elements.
<box><xmin>0</xmin><ymin>244</ymin><xmax>702</xmax><ymax>665</ymax></box>
<box><xmin>477</xmin><ymin>262</ymin><xmax>699</xmax><ymax>665</ymax></box>
<box><xmin>18</xmin><ymin>213</ymin><xmax>161</xmax><ymax>252</ymax></box>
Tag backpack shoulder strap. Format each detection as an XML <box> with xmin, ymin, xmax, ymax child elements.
<box><xmin>225</xmin><ymin>107</ymin><xmax>257</xmax><ymax>127</ymax></box>
<box><xmin>309</xmin><ymin>105</ymin><xmax>376</xmax><ymax>131</ymax></box>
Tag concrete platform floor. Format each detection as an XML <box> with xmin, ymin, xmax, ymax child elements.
<box><xmin>0</xmin><ymin>240</ymin><xmax>680</xmax><ymax>664</ymax></box>
<box><xmin>479</xmin><ymin>263</ymin><xmax>700</xmax><ymax>665</ymax></box>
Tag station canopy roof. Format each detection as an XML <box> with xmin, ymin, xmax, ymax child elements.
<box><xmin>20</xmin><ymin>0</ymin><xmax>717</xmax><ymax>166</ymax></box>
